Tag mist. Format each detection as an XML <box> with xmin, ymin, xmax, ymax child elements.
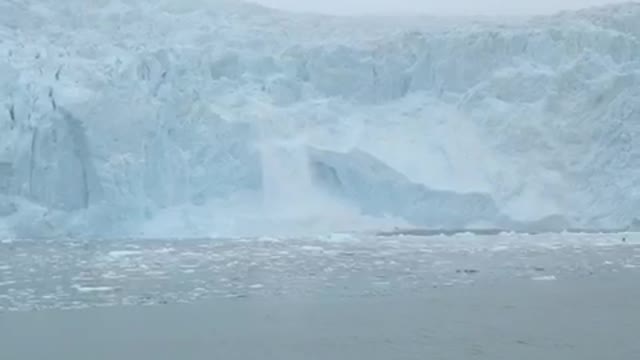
<box><xmin>249</xmin><ymin>0</ymin><xmax>630</xmax><ymax>16</ymax></box>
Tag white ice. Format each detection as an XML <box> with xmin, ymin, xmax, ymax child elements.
<box><xmin>1</xmin><ymin>0</ymin><xmax>640</xmax><ymax>238</ymax></box>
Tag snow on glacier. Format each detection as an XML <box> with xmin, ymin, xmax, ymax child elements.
<box><xmin>1</xmin><ymin>0</ymin><xmax>640</xmax><ymax>238</ymax></box>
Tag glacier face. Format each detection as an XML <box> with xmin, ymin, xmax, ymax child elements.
<box><xmin>1</xmin><ymin>0</ymin><xmax>640</xmax><ymax>238</ymax></box>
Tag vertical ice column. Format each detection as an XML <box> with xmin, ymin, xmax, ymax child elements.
<box><xmin>259</xmin><ymin>140</ymin><xmax>316</xmax><ymax>219</ymax></box>
<box><xmin>23</xmin><ymin>109</ymin><xmax>102</xmax><ymax>211</ymax></box>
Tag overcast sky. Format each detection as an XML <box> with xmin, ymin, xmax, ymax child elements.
<box><xmin>250</xmin><ymin>0</ymin><xmax>629</xmax><ymax>16</ymax></box>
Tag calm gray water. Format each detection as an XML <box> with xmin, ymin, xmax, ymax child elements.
<box><xmin>1</xmin><ymin>233</ymin><xmax>640</xmax><ymax>359</ymax></box>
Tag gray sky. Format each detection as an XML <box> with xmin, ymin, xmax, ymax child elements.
<box><xmin>250</xmin><ymin>0</ymin><xmax>629</xmax><ymax>16</ymax></box>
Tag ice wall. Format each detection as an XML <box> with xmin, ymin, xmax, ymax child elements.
<box><xmin>1</xmin><ymin>0</ymin><xmax>640</xmax><ymax>238</ymax></box>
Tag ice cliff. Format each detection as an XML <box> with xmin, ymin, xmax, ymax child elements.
<box><xmin>1</xmin><ymin>0</ymin><xmax>640</xmax><ymax>238</ymax></box>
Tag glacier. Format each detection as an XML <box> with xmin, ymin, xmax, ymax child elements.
<box><xmin>1</xmin><ymin>0</ymin><xmax>640</xmax><ymax>238</ymax></box>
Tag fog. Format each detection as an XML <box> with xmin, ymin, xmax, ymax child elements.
<box><xmin>250</xmin><ymin>0</ymin><xmax>630</xmax><ymax>16</ymax></box>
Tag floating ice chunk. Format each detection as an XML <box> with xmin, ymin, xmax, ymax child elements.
<box><xmin>491</xmin><ymin>245</ymin><xmax>510</xmax><ymax>252</ymax></box>
<box><xmin>299</xmin><ymin>245</ymin><xmax>325</xmax><ymax>252</ymax></box>
<box><xmin>107</xmin><ymin>250</ymin><xmax>143</xmax><ymax>258</ymax></box>
<box><xmin>531</xmin><ymin>275</ymin><xmax>557</xmax><ymax>281</ymax></box>
<box><xmin>72</xmin><ymin>285</ymin><xmax>118</xmax><ymax>293</ymax></box>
